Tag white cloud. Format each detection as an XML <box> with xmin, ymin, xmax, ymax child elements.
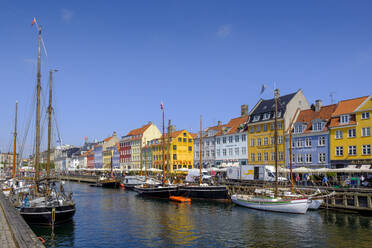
<box><xmin>217</xmin><ymin>24</ymin><xmax>232</xmax><ymax>38</ymax></box>
<box><xmin>61</xmin><ymin>9</ymin><xmax>73</xmax><ymax>23</ymax></box>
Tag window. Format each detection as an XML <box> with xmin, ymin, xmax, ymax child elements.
<box><xmin>235</xmin><ymin>135</ymin><xmax>240</xmax><ymax>142</ymax></box>
<box><xmin>188</xmin><ymin>146</ymin><xmax>192</xmax><ymax>151</ymax></box>
<box><xmin>278</xmin><ymin>122</ymin><xmax>282</xmax><ymax>129</ymax></box>
<box><xmin>250</xmin><ymin>138</ymin><xmax>255</xmax><ymax>147</ymax></box>
<box><xmin>217</xmin><ymin>149</ymin><xmax>220</xmax><ymax>156</ymax></box>
<box><xmin>263</xmin><ymin>124</ymin><xmax>268</xmax><ymax>131</ymax></box>
<box><xmin>271</xmin><ymin>136</ymin><xmax>274</xmax><ymax>145</ymax></box>
<box><xmin>335</xmin><ymin>130</ymin><xmax>343</xmax><ymax>139</ymax></box>
<box><xmin>257</xmin><ymin>152</ymin><xmax>262</xmax><ymax>161</ymax></box>
<box><xmin>271</xmin><ymin>152</ymin><xmax>275</xmax><ymax>161</ymax></box>
<box><xmin>253</xmin><ymin>115</ymin><xmax>260</xmax><ymax>122</ymax></box>
<box><xmin>202</xmin><ymin>151</ymin><xmax>204</xmax><ymax>157</ymax></box>
<box><xmin>257</xmin><ymin>138</ymin><xmax>261</xmax><ymax>146</ymax></box>
<box><xmin>297</xmin><ymin>154</ymin><xmax>303</xmax><ymax>163</ymax></box>
<box><xmin>250</xmin><ymin>126</ymin><xmax>255</xmax><ymax>133</ymax></box>
<box><xmin>264</xmin><ymin>137</ymin><xmax>268</xmax><ymax>145</ymax></box>
<box><xmin>223</xmin><ymin>137</ymin><xmax>227</xmax><ymax>144</ymax></box>
<box><xmin>183</xmin><ymin>138</ymin><xmax>187</xmax><ymax>142</ymax></box>
<box><xmin>318</xmin><ymin>136</ymin><xmax>325</xmax><ymax>146</ymax></box>
<box><xmin>348</xmin><ymin>146</ymin><xmax>356</xmax><ymax>155</ymax></box>
<box><xmin>296</xmin><ymin>139</ymin><xmax>303</xmax><ymax>148</ymax></box>
<box><xmin>362</xmin><ymin>145</ymin><xmax>371</xmax><ymax>155</ymax></box>
<box><xmin>250</xmin><ymin>153</ymin><xmax>255</xmax><ymax>162</ymax></box>
<box><xmin>178</xmin><ymin>138</ymin><xmax>182</xmax><ymax>142</ymax></box>
<box><xmin>189</xmin><ymin>139</ymin><xmax>192</xmax><ymax>142</ymax></box>
<box><xmin>292</xmin><ymin>154</ymin><xmax>295</xmax><ymax>163</ymax></box>
<box><xmin>223</xmin><ymin>149</ymin><xmax>227</xmax><ymax>156</ymax></box>
<box><xmin>279</xmin><ymin>152</ymin><xmax>284</xmax><ymax>161</ymax></box>
<box><xmin>319</xmin><ymin>153</ymin><xmax>326</xmax><ymax>163</ymax></box>
<box><xmin>278</xmin><ymin>136</ymin><xmax>283</xmax><ymax>145</ymax></box>
<box><xmin>305</xmin><ymin>138</ymin><xmax>312</xmax><ymax>147</ymax></box>
<box><xmin>264</xmin><ymin>152</ymin><xmax>268</xmax><ymax>161</ymax></box>
<box><xmin>211</xmin><ymin>150</ymin><xmax>215</xmax><ymax>156</ymax></box>
<box><xmin>229</xmin><ymin>136</ymin><xmax>233</xmax><ymax>143</ymax></box>
<box><xmin>229</xmin><ymin>148</ymin><xmax>233</xmax><ymax>155</ymax></box>
<box><xmin>242</xmin><ymin>134</ymin><xmax>247</xmax><ymax>141</ymax></box>
<box><xmin>173</xmin><ymin>154</ymin><xmax>177</xmax><ymax>160</ymax></box>
<box><xmin>361</xmin><ymin>112</ymin><xmax>370</xmax><ymax>120</ymax></box>
<box><xmin>183</xmin><ymin>133</ymin><xmax>186</xmax><ymax>137</ymax></box>
<box><xmin>263</xmin><ymin>113</ymin><xmax>270</xmax><ymax>120</ymax></box>
<box><xmin>235</xmin><ymin>148</ymin><xmax>239</xmax><ymax>155</ymax></box>
<box><xmin>216</xmin><ymin>138</ymin><xmax>220</xmax><ymax>144</ymax></box>
<box><xmin>362</xmin><ymin>127</ymin><xmax>371</xmax><ymax>137</ymax></box>
<box><xmin>206</xmin><ymin>151</ymin><xmax>210</xmax><ymax>157</ymax></box>
<box><xmin>340</xmin><ymin>115</ymin><xmax>350</xmax><ymax>124</ymax></box>
<box><xmin>242</xmin><ymin>147</ymin><xmax>247</xmax><ymax>155</ymax></box>
<box><xmin>305</xmin><ymin>154</ymin><xmax>312</xmax><ymax>163</ymax></box>
<box><xmin>295</xmin><ymin>124</ymin><xmax>304</xmax><ymax>133</ymax></box>
<box><xmin>348</xmin><ymin>129</ymin><xmax>356</xmax><ymax>138</ymax></box>
<box><xmin>336</xmin><ymin>146</ymin><xmax>343</xmax><ymax>156</ymax></box>
<box><xmin>270</xmin><ymin>123</ymin><xmax>274</xmax><ymax>130</ymax></box>
<box><xmin>206</xmin><ymin>141</ymin><xmax>209</xmax><ymax>146</ymax></box>
<box><xmin>256</xmin><ymin>125</ymin><xmax>261</xmax><ymax>132</ymax></box>
<box><xmin>173</xmin><ymin>145</ymin><xmax>177</xmax><ymax>150</ymax></box>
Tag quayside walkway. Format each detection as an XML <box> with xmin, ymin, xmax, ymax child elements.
<box><xmin>0</xmin><ymin>191</ymin><xmax>44</xmax><ymax>248</ymax></box>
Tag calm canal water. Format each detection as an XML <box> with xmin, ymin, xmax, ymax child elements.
<box><xmin>31</xmin><ymin>182</ymin><xmax>372</xmax><ymax>248</ymax></box>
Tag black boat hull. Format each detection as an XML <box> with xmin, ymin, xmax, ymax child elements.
<box><xmin>100</xmin><ymin>181</ymin><xmax>120</xmax><ymax>188</ymax></box>
<box><xmin>134</xmin><ymin>186</ymin><xmax>178</xmax><ymax>198</ymax></box>
<box><xmin>19</xmin><ymin>204</ymin><xmax>76</xmax><ymax>225</ymax></box>
<box><xmin>124</xmin><ymin>183</ymin><xmax>142</xmax><ymax>190</ymax></box>
<box><xmin>178</xmin><ymin>186</ymin><xmax>230</xmax><ymax>201</ymax></box>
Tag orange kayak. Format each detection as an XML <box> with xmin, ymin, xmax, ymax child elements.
<box><xmin>169</xmin><ymin>196</ymin><xmax>191</xmax><ymax>203</ymax></box>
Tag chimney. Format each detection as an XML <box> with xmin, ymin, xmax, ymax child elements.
<box><xmin>241</xmin><ymin>104</ymin><xmax>249</xmax><ymax>116</ymax></box>
<box><xmin>113</xmin><ymin>131</ymin><xmax>117</xmax><ymax>136</ymax></box>
<box><xmin>170</xmin><ymin>125</ymin><xmax>176</xmax><ymax>133</ymax></box>
<box><xmin>218</xmin><ymin>121</ymin><xmax>222</xmax><ymax>126</ymax></box>
<box><xmin>315</xmin><ymin>100</ymin><xmax>322</xmax><ymax>112</ymax></box>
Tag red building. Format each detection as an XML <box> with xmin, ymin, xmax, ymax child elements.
<box><xmin>87</xmin><ymin>149</ymin><xmax>94</xmax><ymax>169</ymax></box>
<box><xmin>120</xmin><ymin>136</ymin><xmax>131</xmax><ymax>170</ymax></box>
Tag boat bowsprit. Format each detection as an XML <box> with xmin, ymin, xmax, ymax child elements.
<box><xmin>231</xmin><ymin>194</ymin><xmax>309</xmax><ymax>214</ymax></box>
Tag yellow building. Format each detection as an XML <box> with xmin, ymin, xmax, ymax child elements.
<box><xmin>329</xmin><ymin>95</ymin><xmax>372</xmax><ymax>168</ymax></box>
<box><xmin>247</xmin><ymin>90</ymin><xmax>309</xmax><ymax>166</ymax></box>
<box><xmin>102</xmin><ymin>149</ymin><xmax>112</xmax><ymax>169</ymax></box>
<box><xmin>149</xmin><ymin>130</ymin><xmax>194</xmax><ymax>173</ymax></box>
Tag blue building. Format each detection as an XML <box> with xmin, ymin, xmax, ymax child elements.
<box><xmin>94</xmin><ymin>145</ymin><xmax>103</xmax><ymax>169</ymax></box>
<box><xmin>285</xmin><ymin>101</ymin><xmax>337</xmax><ymax>168</ymax></box>
<box><xmin>112</xmin><ymin>145</ymin><xmax>120</xmax><ymax>169</ymax></box>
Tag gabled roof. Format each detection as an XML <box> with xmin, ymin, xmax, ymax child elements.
<box><xmin>331</xmin><ymin>96</ymin><xmax>368</xmax><ymax>116</ymax></box>
<box><xmin>215</xmin><ymin>115</ymin><xmax>249</xmax><ymax>136</ymax></box>
<box><xmin>249</xmin><ymin>91</ymin><xmax>298</xmax><ymax>123</ymax></box>
<box><xmin>127</xmin><ymin>123</ymin><xmax>152</xmax><ymax>136</ymax></box>
<box><xmin>295</xmin><ymin>104</ymin><xmax>337</xmax><ymax>133</ymax></box>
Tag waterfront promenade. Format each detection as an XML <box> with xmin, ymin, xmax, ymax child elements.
<box><xmin>0</xmin><ymin>191</ymin><xmax>44</xmax><ymax>248</ymax></box>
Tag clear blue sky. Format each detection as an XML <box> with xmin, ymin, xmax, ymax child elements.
<box><xmin>1</xmin><ymin>0</ymin><xmax>372</xmax><ymax>154</ymax></box>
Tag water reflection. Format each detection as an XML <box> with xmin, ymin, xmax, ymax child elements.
<box><xmin>31</xmin><ymin>183</ymin><xmax>372</xmax><ymax>248</ymax></box>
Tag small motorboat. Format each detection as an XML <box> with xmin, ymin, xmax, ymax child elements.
<box><xmin>169</xmin><ymin>196</ymin><xmax>191</xmax><ymax>203</ymax></box>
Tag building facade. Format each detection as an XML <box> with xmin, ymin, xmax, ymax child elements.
<box><xmin>248</xmin><ymin>89</ymin><xmax>309</xmax><ymax>167</ymax></box>
<box><xmin>286</xmin><ymin>101</ymin><xmax>337</xmax><ymax>168</ymax></box>
<box><xmin>329</xmin><ymin>95</ymin><xmax>372</xmax><ymax>168</ymax></box>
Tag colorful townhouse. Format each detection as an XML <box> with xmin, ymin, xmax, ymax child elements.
<box><xmin>151</xmin><ymin>129</ymin><xmax>195</xmax><ymax>172</ymax></box>
<box><xmin>214</xmin><ymin>105</ymin><xmax>250</xmax><ymax>167</ymax></box>
<box><xmin>248</xmin><ymin>89</ymin><xmax>309</xmax><ymax>166</ymax></box>
<box><xmin>329</xmin><ymin>95</ymin><xmax>372</xmax><ymax>168</ymax></box>
<box><xmin>87</xmin><ymin>149</ymin><xmax>94</xmax><ymax>169</ymax></box>
<box><xmin>285</xmin><ymin>100</ymin><xmax>337</xmax><ymax>168</ymax></box>
<box><xmin>141</xmin><ymin>141</ymin><xmax>153</xmax><ymax>170</ymax></box>
<box><xmin>194</xmin><ymin>121</ymin><xmax>225</xmax><ymax>168</ymax></box>
<box><xmin>94</xmin><ymin>145</ymin><xmax>103</xmax><ymax>169</ymax></box>
<box><xmin>122</xmin><ymin>122</ymin><xmax>161</xmax><ymax>170</ymax></box>
<box><xmin>120</xmin><ymin>136</ymin><xmax>131</xmax><ymax>170</ymax></box>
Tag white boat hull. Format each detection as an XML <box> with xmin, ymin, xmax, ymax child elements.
<box><xmin>308</xmin><ymin>199</ymin><xmax>323</xmax><ymax>210</ymax></box>
<box><xmin>231</xmin><ymin>194</ymin><xmax>309</xmax><ymax>214</ymax></box>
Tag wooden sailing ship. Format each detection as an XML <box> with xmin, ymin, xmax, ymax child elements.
<box><xmin>14</xmin><ymin>23</ymin><xmax>76</xmax><ymax>225</ymax></box>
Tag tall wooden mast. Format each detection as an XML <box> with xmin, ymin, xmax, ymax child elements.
<box><xmin>47</xmin><ymin>69</ymin><xmax>56</xmax><ymax>179</ymax></box>
<box><xmin>199</xmin><ymin>115</ymin><xmax>202</xmax><ymax>185</ymax></box>
<box><xmin>34</xmin><ymin>26</ymin><xmax>42</xmax><ymax>183</ymax></box>
<box><xmin>162</xmin><ymin>107</ymin><xmax>165</xmax><ymax>185</ymax></box>
<box><xmin>144</xmin><ymin>139</ymin><xmax>147</xmax><ymax>184</ymax></box>
<box><xmin>12</xmin><ymin>101</ymin><xmax>18</xmax><ymax>178</ymax></box>
<box><xmin>274</xmin><ymin>89</ymin><xmax>279</xmax><ymax>197</ymax></box>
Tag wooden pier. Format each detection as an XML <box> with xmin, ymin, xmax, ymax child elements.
<box><xmin>0</xmin><ymin>191</ymin><xmax>44</xmax><ymax>248</ymax></box>
<box><xmin>226</xmin><ymin>181</ymin><xmax>372</xmax><ymax>213</ymax></box>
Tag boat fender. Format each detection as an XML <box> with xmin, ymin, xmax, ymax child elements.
<box><xmin>38</xmin><ymin>237</ymin><xmax>45</xmax><ymax>243</ymax></box>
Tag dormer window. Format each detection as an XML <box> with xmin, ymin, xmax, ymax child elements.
<box><xmin>294</xmin><ymin>123</ymin><xmax>304</xmax><ymax>133</ymax></box>
<box><xmin>340</xmin><ymin>115</ymin><xmax>350</xmax><ymax>124</ymax></box>
<box><xmin>312</xmin><ymin>121</ymin><xmax>324</xmax><ymax>131</ymax></box>
<box><xmin>252</xmin><ymin>115</ymin><xmax>260</xmax><ymax>122</ymax></box>
<box><xmin>263</xmin><ymin>113</ymin><xmax>270</xmax><ymax>120</ymax></box>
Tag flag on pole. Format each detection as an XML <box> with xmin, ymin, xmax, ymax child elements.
<box><xmin>31</xmin><ymin>17</ymin><xmax>36</xmax><ymax>26</ymax></box>
<box><xmin>160</xmin><ymin>102</ymin><xmax>164</xmax><ymax>110</ymax></box>
<box><xmin>260</xmin><ymin>84</ymin><xmax>267</xmax><ymax>94</ymax></box>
